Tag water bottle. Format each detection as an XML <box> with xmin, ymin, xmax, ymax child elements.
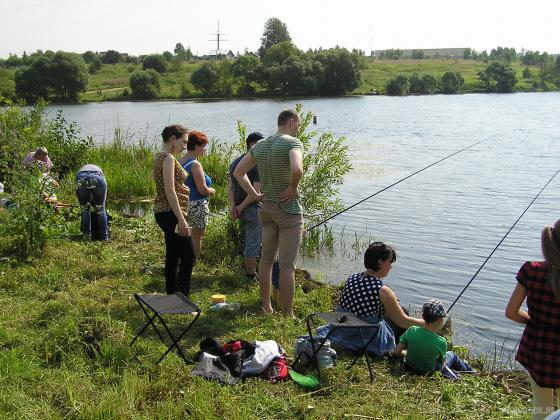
<box><xmin>210</xmin><ymin>302</ymin><xmax>240</xmax><ymax>311</ymax></box>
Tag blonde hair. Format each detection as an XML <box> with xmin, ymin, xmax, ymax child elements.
<box><xmin>541</xmin><ymin>219</ymin><xmax>560</xmax><ymax>298</ymax></box>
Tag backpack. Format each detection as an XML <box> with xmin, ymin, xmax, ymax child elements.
<box><xmin>261</xmin><ymin>356</ymin><xmax>289</xmax><ymax>382</ymax></box>
<box><xmin>293</xmin><ymin>335</ymin><xmax>337</xmax><ymax>371</ymax></box>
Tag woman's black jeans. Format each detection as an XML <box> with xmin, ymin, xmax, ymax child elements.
<box><xmin>154</xmin><ymin>210</ymin><xmax>196</xmax><ymax>296</ymax></box>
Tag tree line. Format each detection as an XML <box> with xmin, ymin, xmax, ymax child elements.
<box><xmin>126</xmin><ymin>18</ymin><xmax>365</xmax><ymax>99</ymax></box>
<box><xmin>1</xmin><ymin>20</ymin><xmax>559</xmax><ymax>102</ymax></box>
<box><xmin>386</xmin><ymin>61</ymin><xmax>519</xmax><ymax>95</ymax></box>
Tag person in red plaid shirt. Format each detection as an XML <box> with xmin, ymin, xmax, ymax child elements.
<box><xmin>506</xmin><ymin>219</ymin><xmax>560</xmax><ymax>419</ymax></box>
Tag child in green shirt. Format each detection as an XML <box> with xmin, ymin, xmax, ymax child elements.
<box><xmin>394</xmin><ymin>299</ymin><xmax>474</xmax><ymax>379</ymax></box>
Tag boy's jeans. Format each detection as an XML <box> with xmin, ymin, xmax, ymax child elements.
<box><xmin>436</xmin><ymin>351</ymin><xmax>474</xmax><ymax>379</ymax></box>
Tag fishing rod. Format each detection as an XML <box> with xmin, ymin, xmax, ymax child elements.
<box><xmin>447</xmin><ymin>166</ymin><xmax>560</xmax><ymax>313</ymax></box>
<box><xmin>306</xmin><ymin>136</ymin><xmax>494</xmax><ymax>232</ymax></box>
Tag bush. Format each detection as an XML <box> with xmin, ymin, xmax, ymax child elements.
<box><xmin>409</xmin><ymin>73</ymin><xmax>437</xmax><ymax>94</ymax></box>
<box><xmin>441</xmin><ymin>71</ymin><xmax>464</xmax><ymax>94</ymax></box>
<box><xmin>0</xmin><ymin>172</ymin><xmax>66</xmax><ymax>259</ymax></box>
<box><xmin>478</xmin><ymin>62</ymin><xmax>517</xmax><ymax>92</ymax></box>
<box><xmin>191</xmin><ymin>63</ymin><xmax>219</xmax><ymax>95</ymax></box>
<box><xmin>386</xmin><ymin>75</ymin><xmax>410</xmax><ymax>95</ymax></box>
<box><xmin>41</xmin><ymin>110</ymin><xmax>93</xmax><ymax>179</ymax></box>
<box><xmin>129</xmin><ymin>69</ymin><xmax>161</xmax><ymax>99</ymax></box>
<box><xmin>0</xmin><ymin>99</ymin><xmax>44</xmax><ymax>183</ymax></box>
<box><xmin>141</xmin><ymin>54</ymin><xmax>167</xmax><ymax>73</ymax></box>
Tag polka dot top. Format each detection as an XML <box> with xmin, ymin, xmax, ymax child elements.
<box><xmin>338</xmin><ymin>272</ymin><xmax>385</xmax><ymax>318</ymax></box>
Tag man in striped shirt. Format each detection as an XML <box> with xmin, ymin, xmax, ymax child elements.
<box><xmin>234</xmin><ymin>109</ymin><xmax>304</xmax><ymax>318</ymax></box>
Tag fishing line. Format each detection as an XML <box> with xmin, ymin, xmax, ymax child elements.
<box><xmin>306</xmin><ymin>136</ymin><xmax>494</xmax><ymax>232</ymax></box>
<box><xmin>447</xmin><ymin>166</ymin><xmax>560</xmax><ymax>312</ymax></box>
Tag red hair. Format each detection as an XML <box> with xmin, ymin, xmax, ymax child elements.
<box><xmin>187</xmin><ymin>130</ymin><xmax>208</xmax><ymax>150</ymax></box>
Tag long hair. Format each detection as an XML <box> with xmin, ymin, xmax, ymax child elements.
<box><xmin>541</xmin><ymin>219</ymin><xmax>560</xmax><ymax>298</ymax></box>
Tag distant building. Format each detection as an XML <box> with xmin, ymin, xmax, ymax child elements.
<box><xmin>199</xmin><ymin>50</ymin><xmax>236</xmax><ymax>60</ymax></box>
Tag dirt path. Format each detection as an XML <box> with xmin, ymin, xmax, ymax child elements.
<box><xmin>85</xmin><ymin>87</ymin><xmax>127</xmax><ymax>94</ymax></box>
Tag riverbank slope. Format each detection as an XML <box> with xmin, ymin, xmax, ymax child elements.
<box><xmin>0</xmin><ymin>212</ymin><xmax>531</xmax><ymax>418</ymax></box>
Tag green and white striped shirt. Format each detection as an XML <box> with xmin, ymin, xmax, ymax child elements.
<box><xmin>250</xmin><ymin>133</ymin><xmax>303</xmax><ymax>214</ymax></box>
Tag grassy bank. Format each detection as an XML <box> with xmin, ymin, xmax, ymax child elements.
<box><xmin>0</xmin><ymin>213</ymin><xmax>532</xmax><ymax>418</ymax></box>
<box><xmin>0</xmin><ymin>58</ymin><xmax>550</xmax><ymax>103</ymax></box>
<box><xmin>80</xmin><ymin>59</ymin><xmax>548</xmax><ymax>100</ymax></box>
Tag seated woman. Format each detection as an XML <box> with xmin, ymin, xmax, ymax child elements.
<box><xmin>317</xmin><ymin>241</ymin><xmax>425</xmax><ymax>356</ymax></box>
<box><xmin>23</xmin><ymin>147</ymin><xmax>53</xmax><ymax>174</ymax></box>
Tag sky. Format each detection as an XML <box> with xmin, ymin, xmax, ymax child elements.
<box><xmin>1</xmin><ymin>0</ymin><xmax>558</xmax><ymax>58</ymax></box>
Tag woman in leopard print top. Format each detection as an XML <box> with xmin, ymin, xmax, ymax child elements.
<box><xmin>153</xmin><ymin>125</ymin><xmax>196</xmax><ymax>296</ymax></box>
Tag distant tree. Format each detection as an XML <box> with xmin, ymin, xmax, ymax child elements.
<box><xmin>5</xmin><ymin>54</ymin><xmax>22</xmax><ymax>67</ymax></box>
<box><xmin>478</xmin><ymin>61</ymin><xmax>517</xmax><ymax>92</ymax></box>
<box><xmin>125</xmin><ymin>55</ymin><xmax>139</xmax><ymax>64</ymax></box>
<box><xmin>314</xmin><ymin>48</ymin><xmax>365</xmax><ymax>95</ymax></box>
<box><xmin>48</xmin><ymin>52</ymin><xmax>89</xmax><ymax>101</ymax></box>
<box><xmin>185</xmin><ymin>47</ymin><xmax>193</xmax><ymax>61</ymax></box>
<box><xmin>383</xmin><ymin>49</ymin><xmax>402</xmax><ymax>60</ymax></box>
<box><xmin>555</xmin><ymin>56</ymin><xmax>560</xmax><ymax>86</ymax></box>
<box><xmin>522</xmin><ymin>67</ymin><xmax>532</xmax><ymax>79</ymax></box>
<box><xmin>142</xmin><ymin>54</ymin><xmax>167</xmax><ymax>73</ymax></box>
<box><xmin>15</xmin><ymin>51</ymin><xmax>88</xmax><ymax>102</ymax></box>
<box><xmin>262</xmin><ymin>41</ymin><xmax>301</xmax><ymax>67</ymax></box>
<box><xmin>463</xmin><ymin>48</ymin><xmax>472</xmax><ymax>60</ymax></box>
<box><xmin>191</xmin><ymin>62</ymin><xmax>219</xmax><ymax>95</ymax></box>
<box><xmin>15</xmin><ymin>56</ymin><xmax>50</xmax><ymax>101</ymax></box>
<box><xmin>412</xmin><ymin>49</ymin><xmax>425</xmax><ymax>59</ymax></box>
<box><xmin>489</xmin><ymin>46</ymin><xmax>517</xmax><ymax>63</ymax></box>
<box><xmin>258</xmin><ymin>17</ymin><xmax>292</xmax><ymax>57</ymax></box>
<box><xmin>386</xmin><ymin>74</ymin><xmax>410</xmax><ymax>95</ymax></box>
<box><xmin>162</xmin><ymin>51</ymin><xmax>173</xmax><ymax>62</ymax></box>
<box><xmin>231</xmin><ymin>54</ymin><xmax>263</xmax><ymax>94</ymax></box>
<box><xmin>174</xmin><ymin>43</ymin><xmax>186</xmax><ymax>56</ymax></box>
<box><xmin>83</xmin><ymin>52</ymin><xmax>102</xmax><ymax>74</ymax></box>
<box><xmin>88</xmin><ymin>57</ymin><xmax>102</xmax><ymax>74</ymax></box>
<box><xmin>101</xmin><ymin>49</ymin><xmax>121</xmax><ymax>64</ymax></box>
<box><xmin>129</xmin><ymin>69</ymin><xmax>161</xmax><ymax>99</ymax></box>
<box><xmin>520</xmin><ymin>50</ymin><xmax>539</xmax><ymax>66</ymax></box>
<box><xmin>174</xmin><ymin>43</ymin><xmax>188</xmax><ymax>64</ymax></box>
<box><xmin>82</xmin><ymin>51</ymin><xmax>98</xmax><ymax>64</ymax></box>
<box><xmin>275</xmin><ymin>55</ymin><xmax>317</xmax><ymax>95</ymax></box>
<box><xmin>478</xmin><ymin>50</ymin><xmax>489</xmax><ymax>62</ymax></box>
<box><xmin>21</xmin><ymin>51</ymin><xmax>30</xmax><ymax>65</ymax></box>
<box><xmin>441</xmin><ymin>71</ymin><xmax>464</xmax><ymax>93</ymax></box>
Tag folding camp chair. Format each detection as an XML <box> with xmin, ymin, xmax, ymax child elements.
<box><xmin>130</xmin><ymin>293</ymin><xmax>201</xmax><ymax>365</ymax></box>
<box><xmin>299</xmin><ymin>312</ymin><xmax>381</xmax><ymax>383</ymax></box>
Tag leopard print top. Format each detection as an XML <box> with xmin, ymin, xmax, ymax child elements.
<box><xmin>153</xmin><ymin>152</ymin><xmax>190</xmax><ymax>214</ymax></box>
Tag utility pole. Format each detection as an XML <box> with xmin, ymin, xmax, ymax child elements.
<box><xmin>370</xmin><ymin>25</ymin><xmax>374</xmax><ymax>58</ymax></box>
<box><xmin>209</xmin><ymin>21</ymin><xmax>228</xmax><ymax>58</ymax></box>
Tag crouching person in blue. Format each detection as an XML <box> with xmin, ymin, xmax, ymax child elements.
<box><xmin>394</xmin><ymin>299</ymin><xmax>474</xmax><ymax>379</ymax></box>
<box><xmin>317</xmin><ymin>242</ymin><xmax>425</xmax><ymax>356</ymax></box>
<box><xmin>75</xmin><ymin>164</ymin><xmax>108</xmax><ymax>241</ymax></box>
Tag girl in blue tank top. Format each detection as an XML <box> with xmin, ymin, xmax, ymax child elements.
<box><xmin>178</xmin><ymin>131</ymin><xmax>215</xmax><ymax>257</ymax></box>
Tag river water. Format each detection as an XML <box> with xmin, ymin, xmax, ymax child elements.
<box><xmin>50</xmin><ymin>92</ymin><xmax>560</xmax><ymax>361</ymax></box>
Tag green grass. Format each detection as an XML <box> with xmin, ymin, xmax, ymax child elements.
<box><xmin>355</xmin><ymin>58</ymin><xmax>541</xmax><ymax>94</ymax></box>
<box><xmin>81</xmin><ymin>62</ymin><xmax>199</xmax><ymax>102</ymax></box>
<box><xmin>0</xmin><ymin>213</ymin><xmax>532</xmax><ymax>418</ymax></box>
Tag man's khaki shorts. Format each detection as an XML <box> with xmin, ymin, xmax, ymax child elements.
<box><xmin>259</xmin><ymin>201</ymin><xmax>304</xmax><ymax>270</ymax></box>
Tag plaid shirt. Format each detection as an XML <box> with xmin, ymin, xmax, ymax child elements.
<box><xmin>515</xmin><ymin>261</ymin><xmax>560</xmax><ymax>387</ymax></box>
